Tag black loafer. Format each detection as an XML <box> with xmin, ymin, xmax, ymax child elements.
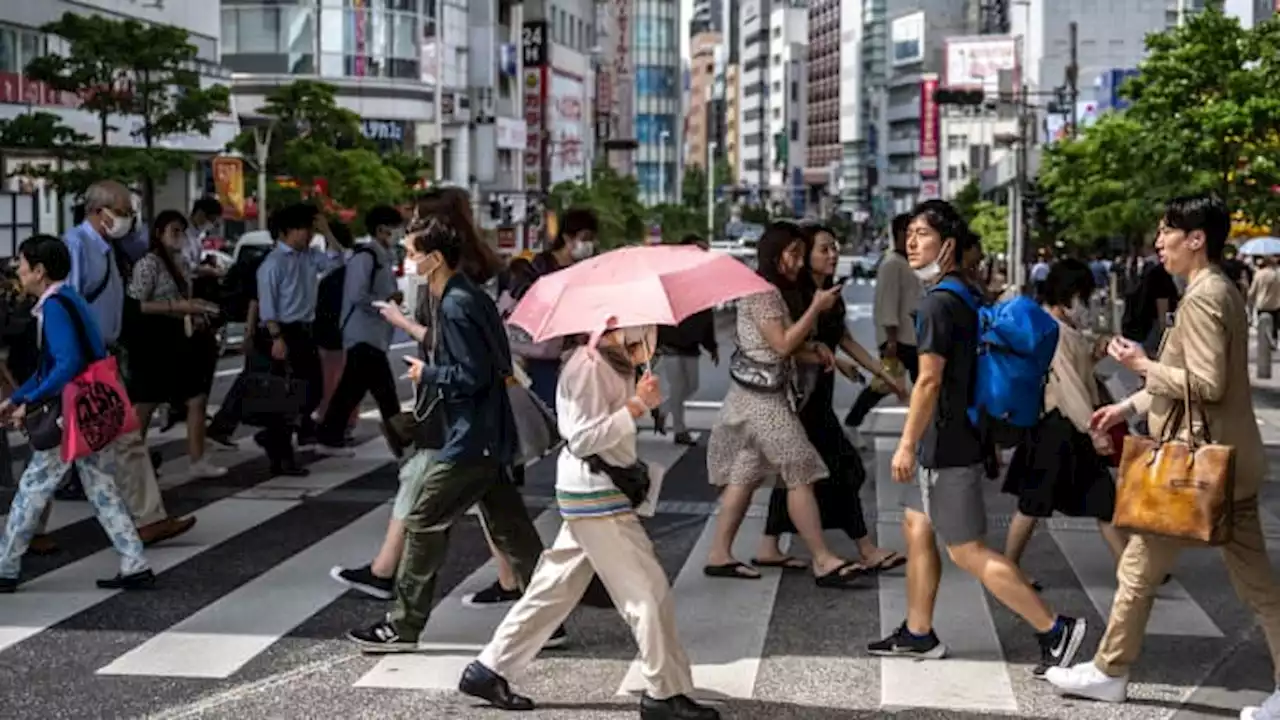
<box><xmin>458</xmin><ymin>661</ymin><xmax>534</xmax><ymax>711</ymax></box>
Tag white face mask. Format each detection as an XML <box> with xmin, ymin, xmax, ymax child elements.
<box><xmin>914</xmin><ymin>261</ymin><xmax>942</xmax><ymax>283</ymax></box>
<box><xmin>571</xmin><ymin>240</ymin><xmax>595</xmax><ymax>260</ymax></box>
<box><xmin>103</xmin><ymin>210</ymin><xmax>132</xmax><ymax>239</ymax></box>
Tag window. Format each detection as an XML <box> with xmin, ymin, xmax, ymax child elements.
<box><xmin>790</xmin><ymin>120</ymin><xmax>798</xmax><ymax>141</ymax></box>
<box><xmin>790</xmin><ymin>80</ymin><xmax>798</xmax><ymax>102</ymax></box>
<box><xmin>636</xmin><ymin>66</ymin><xmax>676</xmax><ymax>97</ymax></box>
<box><xmin>635</xmin><ymin>18</ymin><xmax>675</xmax><ymax>49</ymax></box>
<box><xmin>637</xmin><ymin>162</ymin><xmax>671</xmax><ymax>197</ymax></box>
<box><xmin>635</xmin><ymin>113</ymin><xmax>676</xmax><ymax>144</ymax></box>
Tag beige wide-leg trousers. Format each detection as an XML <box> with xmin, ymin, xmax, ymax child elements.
<box><xmin>478</xmin><ymin>512</ymin><xmax>696</xmax><ymax>700</ymax></box>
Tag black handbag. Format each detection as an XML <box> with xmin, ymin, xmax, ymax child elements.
<box><xmin>23</xmin><ymin>395</ymin><xmax>63</xmax><ymax>451</ymax></box>
<box><xmin>728</xmin><ymin>348</ymin><xmax>788</xmax><ymax>392</ymax></box>
<box><xmin>584</xmin><ymin>455</ymin><xmax>651</xmax><ymax>508</ymax></box>
<box><xmin>240</xmin><ymin>370</ymin><xmax>308</xmax><ymax>428</ymax></box>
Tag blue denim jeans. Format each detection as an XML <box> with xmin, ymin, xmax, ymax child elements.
<box><xmin>0</xmin><ymin>445</ymin><xmax>148</xmax><ymax>579</ymax></box>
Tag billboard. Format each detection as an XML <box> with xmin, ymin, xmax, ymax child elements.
<box><xmin>943</xmin><ymin>36</ymin><xmax>1019</xmax><ymax>92</ymax></box>
<box><xmin>549</xmin><ymin>71</ymin><xmax>587</xmax><ymax>184</ymax></box>
<box><xmin>919</xmin><ymin>75</ymin><xmax>939</xmax><ymax>179</ymax></box>
<box><xmin>891</xmin><ymin>12</ymin><xmax>925</xmax><ymax>66</ymax></box>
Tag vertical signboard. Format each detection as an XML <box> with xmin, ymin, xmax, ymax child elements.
<box><xmin>212</xmin><ymin>157</ymin><xmax>245</xmax><ymax>220</ymax></box>
<box><xmin>919</xmin><ymin>74</ymin><xmax>939</xmax><ymax>181</ymax></box>
<box><xmin>522</xmin><ymin>20</ymin><xmax>548</xmax><ymax>248</ymax></box>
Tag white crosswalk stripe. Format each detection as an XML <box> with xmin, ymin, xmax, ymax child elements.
<box><xmin>0</xmin><ymin>422</ymin><xmax>1277</xmax><ymax>719</ymax></box>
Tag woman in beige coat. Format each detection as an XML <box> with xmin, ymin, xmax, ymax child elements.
<box><xmin>1044</xmin><ymin>195</ymin><xmax>1280</xmax><ymax>720</ymax></box>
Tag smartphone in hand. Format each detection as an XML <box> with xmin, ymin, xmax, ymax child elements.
<box><xmin>371</xmin><ymin>300</ymin><xmax>392</xmax><ymax>310</ymax></box>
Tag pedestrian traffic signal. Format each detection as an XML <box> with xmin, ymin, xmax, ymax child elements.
<box><xmin>936</xmin><ymin>88</ymin><xmax>985</xmax><ymax>106</ymax></box>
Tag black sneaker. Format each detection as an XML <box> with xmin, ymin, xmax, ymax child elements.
<box><xmin>96</xmin><ymin>569</ymin><xmax>156</xmax><ymax>590</ymax></box>
<box><xmin>347</xmin><ymin>620</ymin><xmax>417</xmax><ymax>653</ymax></box>
<box><xmin>1034</xmin><ymin>616</ymin><xmax>1087</xmax><ymax>678</ymax></box>
<box><xmin>330</xmin><ymin>565</ymin><xmax>393</xmax><ymax>600</ymax></box>
<box><xmin>0</xmin><ymin>577</ymin><xmax>17</xmax><ymax>594</ymax></box>
<box><xmin>640</xmin><ymin>692</ymin><xmax>721</xmax><ymax>720</ymax></box>
<box><xmin>867</xmin><ymin>622</ymin><xmax>948</xmax><ymax>659</ymax></box>
<box><xmin>462</xmin><ymin>580</ymin><xmax>522</xmax><ymax>608</ymax></box>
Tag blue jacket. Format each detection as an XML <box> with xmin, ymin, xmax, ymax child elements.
<box><xmin>420</xmin><ymin>274</ymin><xmax>519</xmax><ymax>465</ymax></box>
<box><xmin>11</xmin><ymin>285</ymin><xmax>105</xmax><ymax>406</ymax></box>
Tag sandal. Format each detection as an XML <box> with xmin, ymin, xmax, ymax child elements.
<box><xmin>866</xmin><ymin>551</ymin><xmax>907</xmax><ymax>573</ymax></box>
<box><xmin>703</xmin><ymin>562</ymin><xmax>762</xmax><ymax>580</ymax></box>
<box><xmin>814</xmin><ymin>560</ymin><xmax>868</xmax><ymax>588</ymax></box>
<box><xmin>751</xmin><ymin>556</ymin><xmax>808</xmax><ymax>571</ymax></box>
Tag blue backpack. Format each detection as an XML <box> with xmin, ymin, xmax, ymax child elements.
<box><xmin>932</xmin><ymin>278</ymin><xmax>1060</xmax><ymax>439</ymax></box>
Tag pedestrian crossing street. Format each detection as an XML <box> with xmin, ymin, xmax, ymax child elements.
<box><xmin>1</xmin><ymin>415</ymin><xmax>1278</xmax><ymax>719</ymax></box>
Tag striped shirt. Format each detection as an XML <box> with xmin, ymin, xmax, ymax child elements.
<box><xmin>555</xmin><ymin>488</ymin><xmax>632</xmax><ymax>519</ymax></box>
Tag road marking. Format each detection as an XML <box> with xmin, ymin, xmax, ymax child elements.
<box><xmin>352</xmin><ymin>509</ymin><xmax>563</xmax><ymax>690</ymax></box>
<box><xmin>873</xmin><ymin>441</ymin><xmax>1018</xmax><ymax>713</ymax></box>
<box><xmin>1049</xmin><ymin>526</ymin><xmax>1223</xmax><ymax>637</ymax></box>
<box><xmin>0</xmin><ymin>439</ymin><xmax>390</xmax><ymax>656</ymax></box>
<box><xmin>617</xmin><ymin>487</ymin><xmax>784</xmax><ymax>700</ymax></box>
<box><xmin>97</xmin><ymin>503</ymin><xmax>393</xmax><ymax>678</ymax></box>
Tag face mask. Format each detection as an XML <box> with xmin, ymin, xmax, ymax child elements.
<box><xmin>103</xmin><ymin>210</ymin><xmax>132</xmax><ymax>239</ymax></box>
<box><xmin>914</xmin><ymin>261</ymin><xmax>942</xmax><ymax>282</ymax></box>
<box><xmin>571</xmin><ymin>240</ymin><xmax>595</xmax><ymax>260</ymax></box>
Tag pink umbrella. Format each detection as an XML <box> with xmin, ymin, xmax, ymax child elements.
<box><xmin>508</xmin><ymin>245</ymin><xmax>774</xmax><ymax>342</ymax></box>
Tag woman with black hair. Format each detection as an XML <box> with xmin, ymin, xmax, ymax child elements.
<box><xmin>702</xmin><ymin>221</ymin><xmax>865</xmax><ymax>587</ymax></box>
<box><xmin>1001</xmin><ymin>257</ymin><xmax>1127</xmax><ymax>582</ymax></box>
<box><xmin>755</xmin><ymin>223</ymin><xmax>908</xmax><ymax>574</ymax></box>
<box><xmin>126</xmin><ymin>210</ymin><xmax>225</xmax><ymax>479</ymax></box>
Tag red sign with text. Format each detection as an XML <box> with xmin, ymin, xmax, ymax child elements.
<box><xmin>919</xmin><ymin>75</ymin><xmax>940</xmax><ymax>179</ymax></box>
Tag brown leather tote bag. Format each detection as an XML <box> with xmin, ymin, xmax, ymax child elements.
<box><xmin>1113</xmin><ymin>372</ymin><xmax>1235</xmax><ymax>546</ymax></box>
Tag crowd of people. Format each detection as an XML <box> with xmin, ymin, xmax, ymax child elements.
<box><xmin>0</xmin><ymin>177</ymin><xmax>1276</xmax><ymax>720</ymax></box>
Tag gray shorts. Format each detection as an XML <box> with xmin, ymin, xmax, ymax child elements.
<box><xmin>900</xmin><ymin>464</ymin><xmax>987</xmax><ymax>546</ymax></box>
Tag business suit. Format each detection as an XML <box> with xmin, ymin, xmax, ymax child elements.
<box><xmin>1098</xmin><ymin>265</ymin><xmax>1280</xmax><ymax>682</ymax></box>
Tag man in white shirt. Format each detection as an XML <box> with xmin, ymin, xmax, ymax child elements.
<box><xmin>183</xmin><ymin>197</ymin><xmax>225</xmax><ymax>279</ymax></box>
<box><xmin>845</xmin><ymin>214</ymin><xmax>922</xmax><ymax>442</ymax></box>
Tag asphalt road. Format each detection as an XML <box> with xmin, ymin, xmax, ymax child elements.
<box><xmin>1</xmin><ymin>277</ymin><xmax>1279</xmax><ymax>720</ymax></box>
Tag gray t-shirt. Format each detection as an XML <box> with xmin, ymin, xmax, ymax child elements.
<box><xmin>916</xmin><ymin>276</ymin><xmax>984</xmax><ymax>469</ymax></box>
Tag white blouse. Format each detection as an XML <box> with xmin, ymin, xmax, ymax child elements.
<box><xmin>554</xmin><ymin>346</ymin><xmax>638</xmax><ymax>496</ymax></box>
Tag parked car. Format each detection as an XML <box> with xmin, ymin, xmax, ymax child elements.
<box><xmin>850</xmin><ymin>253</ymin><xmax>882</xmax><ymax>279</ymax></box>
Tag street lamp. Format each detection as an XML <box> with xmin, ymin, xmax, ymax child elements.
<box><xmin>251</xmin><ymin>122</ymin><xmax>276</xmax><ymax>231</ymax></box>
<box><xmin>658</xmin><ymin>129</ymin><xmax>671</xmax><ymax>203</ymax></box>
<box><xmin>707</xmin><ymin>140</ymin><xmax>717</xmax><ymax>238</ymax></box>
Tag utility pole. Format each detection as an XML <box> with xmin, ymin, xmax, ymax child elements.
<box><xmin>1067</xmin><ymin>21</ymin><xmax>1079</xmax><ymax>138</ymax></box>
<box><xmin>707</xmin><ymin>140</ymin><xmax>717</xmax><ymax>238</ymax></box>
<box><xmin>253</xmin><ymin>123</ymin><xmax>273</xmax><ymax>231</ymax></box>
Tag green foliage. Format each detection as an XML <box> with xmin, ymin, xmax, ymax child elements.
<box><xmin>952</xmin><ymin>179</ymin><xmax>982</xmax><ymax>223</ymax></box>
<box><xmin>1040</xmin><ymin>7</ymin><xmax>1280</xmax><ymax>246</ymax></box>
<box><xmin>648</xmin><ymin>203</ymin><xmax>707</xmax><ymax>243</ymax></box>
<box><xmin>739</xmin><ymin>205</ymin><xmax>772</xmax><ymax>225</ymax></box>
<box><xmin>8</xmin><ymin>12</ymin><xmax>231</xmax><ymax>215</ymax></box>
<box><xmin>680</xmin><ymin>161</ymin><xmax>734</xmax><ymax>237</ymax></box>
<box><xmin>228</xmin><ymin>80</ymin><xmax>416</xmax><ymax>222</ymax></box>
<box><xmin>969</xmin><ymin>201</ymin><xmax>1009</xmax><ymax>255</ymax></box>
<box><xmin>547</xmin><ymin>165</ymin><xmax>647</xmax><ymax>249</ymax></box>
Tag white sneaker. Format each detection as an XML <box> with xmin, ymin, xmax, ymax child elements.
<box><xmin>1241</xmin><ymin>688</ymin><xmax>1280</xmax><ymax>720</ymax></box>
<box><xmin>1044</xmin><ymin>661</ymin><xmax>1128</xmax><ymax>704</ymax></box>
<box><xmin>189</xmin><ymin>459</ymin><xmax>228</xmax><ymax>479</ymax></box>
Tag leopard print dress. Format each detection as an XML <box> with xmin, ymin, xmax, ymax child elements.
<box><xmin>706</xmin><ymin>288</ymin><xmax>828</xmax><ymax>488</ymax></box>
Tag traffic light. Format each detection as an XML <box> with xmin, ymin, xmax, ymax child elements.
<box><xmin>935</xmin><ymin>88</ymin><xmax>985</xmax><ymax>106</ymax></box>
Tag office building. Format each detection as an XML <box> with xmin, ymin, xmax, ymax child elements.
<box><xmin>634</xmin><ymin>0</ymin><xmax>681</xmax><ymax>204</ymax></box>
<box><xmin>1</xmin><ymin>1</ymin><xmax>238</xmax><ymax>242</ymax></box>
<box><xmin>804</xmin><ymin>0</ymin><xmax>840</xmax><ymax>213</ymax></box>
<box><xmin>882</xmin><ymin>0</ymin><xmax>968</xmax><ymax>213</ymax></box>
<box><xmin>684</xmin><ymin>31</ymin><xmax>722</xmax><ymax>170</ymax></box>
<box><xmin>767</xmin><ymin>1</ymin><xmax>808</xmax><ymax>211</ymax></box>
<box><xmin>737</xmin><ymin>0</ymin><xmax>769</xmax><ymax>193</ymax></box>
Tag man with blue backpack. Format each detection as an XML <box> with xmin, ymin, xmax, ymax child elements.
<box><xmin>867</xmin><ymin>200</ymin><xmax>1088</xmax><ymax>679</ymax></box>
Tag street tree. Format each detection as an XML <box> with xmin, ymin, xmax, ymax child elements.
<box><xmin>680</xmin><ymin>161</ymin><xmax>734</xmax><ymax>237</ymax></box>
<box><xmin>968</xmin><ymin>200</ymin><xmax>1009</xmax><ymax>256</ymax></box>
<box><xmin>228</xmin><ymin>80</ymin><xmax>411</xmax><ymax>219</ymax></box>
<box><xmin>16</xmin><ymin>12</ymin><xmax>231</xmax><ymax>215</ymax></box>
<box><xmin>547</xmin><ymin>165</ymin><xmax>646</xmax><ymax>248</ymax></box>
<box><xmin>952</xmin><ymin>179</ymin><xmax>982</xmax><ymax>223</ymax></box>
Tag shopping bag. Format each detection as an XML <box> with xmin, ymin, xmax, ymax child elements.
<box><xmin>60</xmin><ymin>354</ymin><xmax>140</xmax><ymax>462</ymax></box>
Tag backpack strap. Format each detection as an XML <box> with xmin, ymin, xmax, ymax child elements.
<box><xmin>42</xmin><ymin>293</ymin><xmax>103</xmax><ymax>377</ymax></box>
<box><xmin>339</xmin><ymin>246</ymin><xmax>381</xmax><ymax>332</ymax></box>
<box><xmin>83</xmin><ymin>249</ymin><xmax>114</xmax><ymax>304</ymax></box>
<box><xmin>932</xmin><ymin>277</ymin><xmax>982</xmax><ymax>313</ymax></box>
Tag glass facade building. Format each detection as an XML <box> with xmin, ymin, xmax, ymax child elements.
<box><xmin>633</xmin><ymin>0</ymin><xmax>680</xmax><ymax>204</ymax></box>
<box><xmin>220</xmin><ymin>0</ymin><xmax>426</xmax><ymax>81</ymax></box>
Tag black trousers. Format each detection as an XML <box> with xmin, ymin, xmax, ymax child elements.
<box><xmin>318</xmin><ymin>342</ymin><xmax>400</xmax><ymax>445</ymax></box>
<box><xmin>251</xmin><ymin>323</ymin><xmax>322</xmax><ymax>466</ymax></box>
<box><xmin>844</xmin><ymin>343</ymin><xmax>921</xmax><ymax>428</ymax></box>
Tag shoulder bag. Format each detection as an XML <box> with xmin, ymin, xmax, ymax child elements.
<box><xmin>584</xmin><ymin>455</ymin><xmax>651</xmax><ymax>508</ymax></box>
<box><xmin>728</xmin><ymin>348</ymin><xmax>788</xmax><ymax>392</ymax></box>
<box><xmin>1112</xmin><ymin>370</ymin><xmax>1235</xmax><ymax>545</ymax></box>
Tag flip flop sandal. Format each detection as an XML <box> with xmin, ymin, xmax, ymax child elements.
<box><xmin>751</xmin><ymin>556</ymin><xmax>808</xmax><ymax>571</ymax></box>
<box><xmin>703</xmin><ymin>562</ymin><xmax>762</xmax><ymax>580</ymax></box>
<box><xmin>868</xmin><ymin>552</ymin><xmax>907</xmax><ymax>573</ymax></box>
<box><xmin>814</xmin><ymin>560</ymin><xmax>868</xmax><ymax>588</ymax></box>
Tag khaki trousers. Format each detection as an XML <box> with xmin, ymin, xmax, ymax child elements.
<box><xmin>36</xmin><ymin>430</ymin><xmax>167</xmax><ymax>532</ymax></box>
<box><xmin>1096</xmin><ymin>500</ymin><xmax>1280</xmax><ymax>683</ymax></box>
<box><xmin>478</xmin><ymin>512</ymin><xmax>696</xmax><ymax>700</ymax></box>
